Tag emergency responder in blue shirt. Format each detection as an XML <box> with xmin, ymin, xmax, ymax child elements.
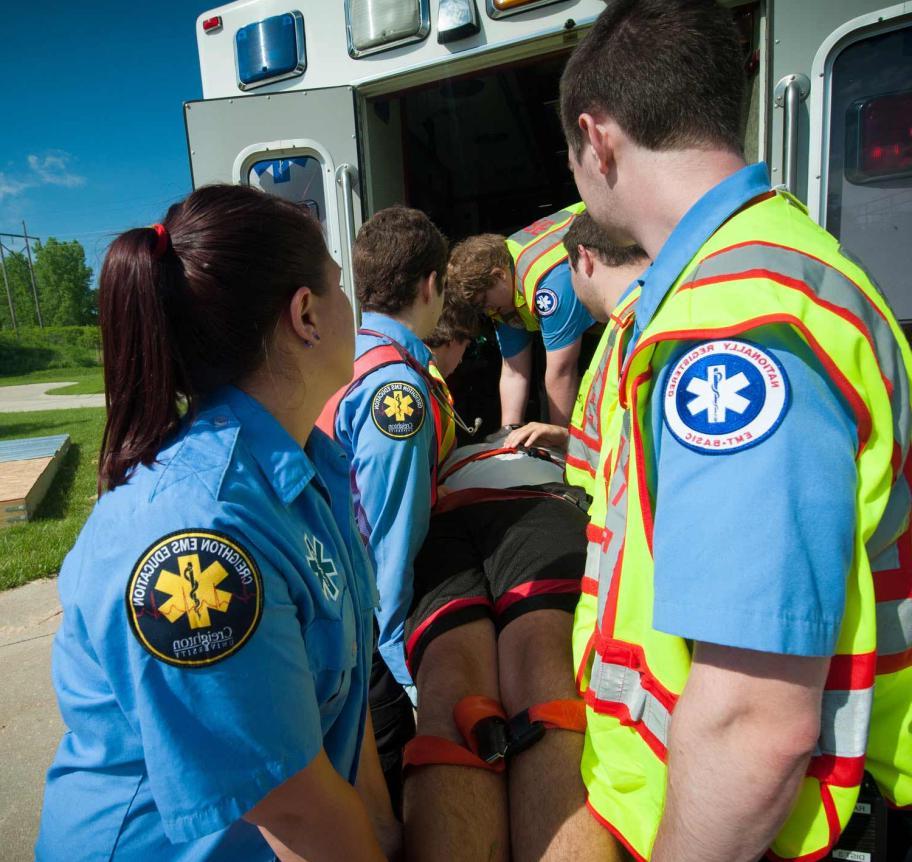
<box><xmin>36</xmin><ymin>186</ymin><xmax>398</xmax><ymax>862</ymax></box>
<box><xmin>317</xmin><ymin>206</ymin><xmax>449</xmax><ymax>806</ymax></box>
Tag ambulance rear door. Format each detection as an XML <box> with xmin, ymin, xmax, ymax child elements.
<box><xmin>184</xmin><ymin>88</ymin><xmax>362</xmax><ymax>307</ymax></box>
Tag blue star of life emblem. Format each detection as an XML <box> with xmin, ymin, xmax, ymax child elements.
<box><xmin>663</xmin><ymin>339</ymin><xmax>789</xmax><ymax>454</ymax></box>
<box><xmin>304</xmin><ymin>535</ymin><xmax>340</xmax><ymax>601</ymax></box>
<box><xmin>535</xmin><ymin>286</ymin><xmax>559</xmax><ymax>318</ymax></box>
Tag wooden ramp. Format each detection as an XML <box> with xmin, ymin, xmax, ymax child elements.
<box><xmin>0</xmin><ymin>435</ymin><xmax>71</xmax><ymax>527</ymax></box>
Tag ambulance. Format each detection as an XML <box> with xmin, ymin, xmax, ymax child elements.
<box><xmin>185</xmin><ymin>0</ymin><xmax>911</xmax><ymax>327</ymax></box>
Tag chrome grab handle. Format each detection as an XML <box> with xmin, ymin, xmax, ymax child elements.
<box><xmin>774</xmin><ymin>74</ymin><xmax>810</xmax><ymax>197</ymax></box>
<box><xmin>336</xmin><ymin>163</ymin><xmax>359</xmax><ymax>322</ymax></box>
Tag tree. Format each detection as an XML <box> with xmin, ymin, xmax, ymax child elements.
<box><xmin>0</xmin><ymin>249</ymin><xmax>39</xmax><ymax>329</ymax></box>
<box><xmin>33</xmin><ymin>238</ymin><xmax>95</xmax><ymax>326</ymax></box>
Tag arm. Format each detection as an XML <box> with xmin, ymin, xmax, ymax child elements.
<box><xmin>346</xmin><ymin>372</ymin><xmax>435</xmax><ymax>685</ymax></box>
<box><xmin>499</xmin><ymin>342</ymin><xmax>533</xmax><ymax>426</ymax></box>
<box><xmin>356</xmin><ymin>711</ymin><xmax>402</xmax><ymax>861</ymax></box>
<box><xmin>247</xmin><ymin>749</ymin><xmax>386</xmax><ymax>862</ymax></box>
<box><xmin>652</xmin><ymin>644</ymin><xmax>829</xmax><ymax>862</ymax></box>
<box><xmin>504</xmin><ymin>421</ymin><xmax>569</xmax><ymax>450</ymax></box>
<box><xmin>543</xmin><ymin>338</ymin><xmax>581</xmax><ymax>427</ymax></box>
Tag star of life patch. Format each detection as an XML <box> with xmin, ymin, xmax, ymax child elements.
<box><xmin>663</xmin><ymin>339</ymin><xmax>789</xmax><ymax>454</ymax></box>
<box><xmin>534</xmin><ymin>286</ymin><xmax>560</xmax><ymax>318</ymax></box>
<box><xmin>125</xmin><ymin>530</ymin><xmax>263</xmax><ymax>668</ymax></box>
<box><xmin>371</xmin><ymin>380</ymin><xmax>425</xmax><ymax>439</ymax></box>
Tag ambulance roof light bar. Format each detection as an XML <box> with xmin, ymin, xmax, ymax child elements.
<box><xmin>345</xmin><ymin>0</ymin><xmax>430</xmax><ymax>59</ymax></box>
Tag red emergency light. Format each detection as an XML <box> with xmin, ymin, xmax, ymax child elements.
<box><xmin>202</xmin><ymin>16</ymin><xmax>223</xmax><ymax>33</ymax></box>
<box><xmin>847</xmin><ymin>90</ymin><xmax>912</xmax><ymax>183</ymax></box>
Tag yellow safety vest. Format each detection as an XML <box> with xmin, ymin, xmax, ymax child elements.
<box><xmin>428</xmin><ymin>360</ymin><xmax>457</xmax><ymax>466</ymax></box>
<box><xmin>501</xmin><ymin>202</ymin><xmax>587</xmax><ymax>333</ymax></box>
<box><xmin>578</xmin><ymin>190</ymin><xmax>912</xmax><ymax>861</ymax></box>
<box><xmin>565</xmin><ymin>289</ymin><xmax>640</xmax><ymax>495</ymax></box>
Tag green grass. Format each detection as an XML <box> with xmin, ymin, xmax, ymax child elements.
<box><xmin>0</xmin><ymin>407</ymin><xmax>105</xmax><ymax>591</ymax></box>
<box><xmin>0</xmin><ymin>366</ymin><xmax>104</xmax><ymax>394</ymax></box>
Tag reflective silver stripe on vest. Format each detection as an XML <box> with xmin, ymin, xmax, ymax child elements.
<box><xmin>687</xmin><ymin>242</ymin><xmax>912</xmax><ymax>454</ymax></box>
<box><xmin>590</xmin><ymin>418</ymin><xmax>630</xmax><ymax>624</ymax></box>
<box><xmin>817</xmin><ymin>687</ymin><xmax>873</xmax><ymax>758</ymax></box>
<box><xmin>869</xmin><ymin>473</ymin><xmax>911</xmax><ymax>563</ymax></box>
<box><xmin>508</xmin><ymin>204</ymin><xmax>579</xmax><ymax>250</ymax></box>
<box><xmin>877</xmin><ymin>597</ymin><xmax>912</xmax><ymax>657</ymax></box>
<box><xmin>589</xmin><ymin>660</ymin><xmax>671</xmax><ymax>748</ymax></box>
<box><xmin>512</xmin><ymin>207</ymin><xmax>578</xmax><ymax>292</ymax></box>
<box><xmin>568</xmin><ymin>335</ymin><xmax>615</xmax><ymax>471</ymax></box>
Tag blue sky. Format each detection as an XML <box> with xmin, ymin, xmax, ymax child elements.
<box><xmin>0</xmin><ymin>0</ymin><xmax>216</xmax><ymax>280</ymax></box>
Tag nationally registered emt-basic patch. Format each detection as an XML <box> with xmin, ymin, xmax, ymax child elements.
<box><xmin>663</xmin><ymin>339</ymin><xmax>790</xmax><ymax>455</ymax></box>
<box><xmin>371</xmin><ymin>381</ymin><xmax>426</xmax><ymax>439</ymax></box>
<box><xmin>125</xmin><ymin>530</ymin><xmax>263</xmax><ymax>668</ymax></box>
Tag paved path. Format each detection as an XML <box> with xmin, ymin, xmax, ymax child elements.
<box><xmin>0</xmin><ymin>578</ymin><xmax>62</xmax><ymax>861</ymax></box>
<box><xmin>0</xmin><ymin>383</ymin><xmax>105</xmax><ymax>413</ymax></box>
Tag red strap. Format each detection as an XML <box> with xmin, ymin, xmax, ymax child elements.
<box><xmin>527</xmin><ymin>699</ymin><xmax>587</xmax><ymax>733</ymax></box>
<box><xmin>315</xmin><ymin>343</ymin><xmax>403</xmax><ymax>437</ymax></box>
<box><xmin>453</xmin><ymin>695</ymin><xmax>507</xmax><ymax>751</ymax></box>
<box><xmin>403</xmin><ymin>735</ymin><xmax>504</xmax><ymax>773</ymax></box>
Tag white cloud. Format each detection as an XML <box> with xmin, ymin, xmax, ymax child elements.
<box><xmin>26</xmin><ymin>152</ymin><xmax>86</xmax><ymax>188</ymax></box>
<box><xmin>0</xmin><ymin>151</ymin><xmax>86</xmax><ymax>201</ymax></box>
<box><xmin>0</xmin><ymin>174</ymin><xmax>30</xmax><ymax>199</ymax></box>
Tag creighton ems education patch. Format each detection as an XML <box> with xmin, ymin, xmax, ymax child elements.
<box><xmin>125</xmin><ymin>530</ymin><xmax>263</xmax><ymax>668</ymax></box>
<box><xmin>663</xmin><ymin>339</ymin><xmax>790</xmax><ymax>455</ymax></box>
<box><xmin>371</xmin><ymin>381</ymin><xmax>425</xmax><ymax>439</ymax></box>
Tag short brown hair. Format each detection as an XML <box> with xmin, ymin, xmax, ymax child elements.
<box><xmin>447</xmin><ymin>234</ymin><xmax>513</xmax><ymax>306</ymax></box>
<box><xmin>354</xmin><ymin>206</ymin><xmax>448</xmax><ymax>314</ymax></box>
<box><xmin>424</xmin><ymin>295</ymin><xmax>483</xmax><ymax>348</ymax></box>
<box><xmin>560</xmin><ymin>0</ymin><xmax>744</xmax><ymax>156</ymax></box>
<box><xmin>564</xmin><ymin>212</ymin><xmax>648</xmax><ymax>269</ymax></box>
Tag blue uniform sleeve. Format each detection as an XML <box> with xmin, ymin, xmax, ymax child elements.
<box><xmin>338</xmin><ymin>367</ymin><xmax>434</xmax><ymax>685</ymax></box>
<box><xmin>123</xmin><ymin>527</ymin><xmax>326</xmax><ymax>843</ymax></box>
<box><xmin>649</xmin><ymin>325</ymin><xmax>857</xmax><ymax>656</ymax></box>
<box><xmin>536</xmin><ymin>263</ymin><xmax>595</xmax><ymax>352</ymax></box>
<box><xmin>495</xmin><ymin>318</ymin><xmax>534</xmax><ymax>359</ymax></box>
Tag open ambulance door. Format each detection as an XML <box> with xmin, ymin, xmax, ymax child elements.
<box><xmin>184</xmin><ymin>88</ymin><xmax>362</xmax><ymax>313</ymax></box>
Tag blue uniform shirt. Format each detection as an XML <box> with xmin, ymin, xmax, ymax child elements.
<box><xmin>37</xmin><ymin>386</ymin><xmax>377</xmax><ymax>860</ymax></box>
<box><xmin>335</xmin><ymin>311</ymin><xmax>437</xmax><ymax>685</ymax></box>
<box><xmin>633</xmin><ymin>164</ymin><xmax>857</xmax><ymax>657</ymax></box>
<box><xmin>495</xmin><ymin>261</ymin><xmax>595</xmax><ymax>358</ymax></box>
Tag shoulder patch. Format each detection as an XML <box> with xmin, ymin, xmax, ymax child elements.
<box><xmin>371</xmin><ymin>381</ymin><xmax>425</xmax><ymax>440</ymax></box>
<box><xmin>535</xmin><ymin>286</ymin><xmax>560</xmax><ymax>318</ymax></box>
<box><xmin>125</xmin><ymin>530</ymin><xmax>263</xmax><ymax>668</ymax></box>
<box><xmin>663</xmin><ymin>339</ymin><xmax>789</xmax><ymax>455</ymax></box>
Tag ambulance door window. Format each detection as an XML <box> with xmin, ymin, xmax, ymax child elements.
<box><xmin>247</xmin><ymin>156</ymin><xmax>326</xmax><ymax>232</ymax></box>
<box><xmin>825</xmin><ymin>23</ymin><xmax>912</xmax><ymax>320</ymax></box>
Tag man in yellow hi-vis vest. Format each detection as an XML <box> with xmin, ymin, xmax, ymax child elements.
<box><xmin>561</xmin><ymin>1</ymin><xmax>912</xmax><ymax>861</ymax></box>
<box><xmin>448</xmin><ymin>206</ymin><xmax>595</xmax><ymax>428</ymax></box>
<box><xmin>507</xmin><ymin>213</ymin><xmax>648</xmax><ymax>497</ymax></box>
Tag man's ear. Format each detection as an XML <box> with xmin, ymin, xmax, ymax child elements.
<box><xmin>579</xmin><ymin>112</ymin><xmax>614</xmax><ymax>177</ymax></box>
<box><xmin>288</xmin><ymin>285</ymin><xmax>315</xmax><ymax>339</ymax></box>
<box><xmin>418</xmin><ymin>272</ymin><xmax>438</xmax><ymax>305</ymax></box>
<box><xmin>578</xmin><ymin>246</ymin><xmax>596</xmax><ymax>279</ymax></box>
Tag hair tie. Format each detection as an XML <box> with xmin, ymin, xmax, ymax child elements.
<box><xmin>150</xmin><ymin>223</ymin><xmax>170</xmax><ymax>260</ymax></box>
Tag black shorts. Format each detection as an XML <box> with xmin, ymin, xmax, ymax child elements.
<box><xmin>404</xmin><ymin>485</ymin><xmax>587</xmax><ymax>677</ymax></box>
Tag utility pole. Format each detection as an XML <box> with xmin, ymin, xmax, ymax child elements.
<box><xmin>0</xmin><ymin>241</ymin><xmax>17</xmax><ymax>335</ymax></box>
<box><xmin>22</xmin><ymin>221</ymin><xmax>43</xmax><ymax>328</ymax></box>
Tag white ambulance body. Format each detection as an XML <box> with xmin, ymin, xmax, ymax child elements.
<box><xmin>185</xmin><ymin>0</ymin><xmax>912</xmax><ymax>328</ymax></box>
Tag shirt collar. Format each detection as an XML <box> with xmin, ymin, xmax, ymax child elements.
<box><xmin>634</xmin><ymin>162</ymin><xmax>772</xmax><ymax>336</ymax></box>
<box><xmin>360</xmin><ymin>311</ymin><xmax>433</xmax><ymax>367</ymax></box>
<box><xmin>207</xmin><ymin>386</ymin><xmax>319</xmax><ymax>505</ymax></box>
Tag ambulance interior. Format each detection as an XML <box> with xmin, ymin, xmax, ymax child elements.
<box><xmin>353</xmin><ymin>6</ymin><xmax>761</xmax><ymax>439</ymax></box>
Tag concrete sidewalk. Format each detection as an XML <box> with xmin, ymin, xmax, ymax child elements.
<box><xmin>0</xmin><ymin>383</ymin><xmax>105</xmax><ymax>413</ymax></box>
<box><xmin>0</xmin><ymin>578</ymin><xmax>63</xmax><ymax>861</ymax></box>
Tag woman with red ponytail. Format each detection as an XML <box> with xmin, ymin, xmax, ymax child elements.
<box><xmin>36</xmin><ymin>185</ymin><xmax>399</xmax><ymax>861</ymax></box>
